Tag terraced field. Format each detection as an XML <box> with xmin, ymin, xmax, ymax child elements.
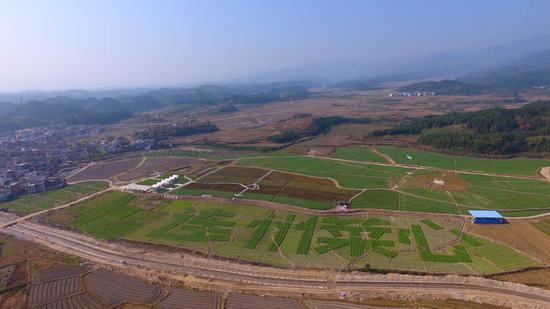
<box><xmin>0</xmin><ymin>181</ymin><xmax>108</xmax><ymax>215</ymax></box>
<box><xmin>47</xmin><ymin>192</ymin><xmax>541</xmax><ymax>275</ymax></box>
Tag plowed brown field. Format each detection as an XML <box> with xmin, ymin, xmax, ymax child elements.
<box><xmin>83</xmin><ymin>268</ymin><xmax>162</xmax><ymax>306</ymax></box>
<box><xmin>226</xmin><ymin>293</ymin><xmax>301</xmax><ymax>309</ymax></box>
<box><xmin>68</xmin><ymin>159</ymin><xmax>141</xmax><ymax>182</ymax></box>
<box><xmin>156</xmin><ymin>288</ymin><xmax>221</xmax><ymax>309</ymax></box>
<box><xmin>118</xmin><ymin>157</ymin><xmax>202</xmax><ymax>181</ymax></box>
<box><xmin>468</xmin><ymin>221</ymin><xmax>550</xmax><ymax>263</ymax></box>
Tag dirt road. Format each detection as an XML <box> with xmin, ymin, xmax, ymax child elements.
<box><xmin>1</xmin><ymin>216</ymin><xmax>549</xmax><ymax>308</ymax></box>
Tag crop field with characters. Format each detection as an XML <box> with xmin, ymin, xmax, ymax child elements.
<box><xmin>46</xmin><ymin>191</ymin><xmax>541</xmax><ymax>275</ymax></box>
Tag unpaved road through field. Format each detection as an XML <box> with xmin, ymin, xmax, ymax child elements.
<box><xmin>1</xmin><ymin>215</ymin><xmax>549</xmax><ymax>308</ymax></box>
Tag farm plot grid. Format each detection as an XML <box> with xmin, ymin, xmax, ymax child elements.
<box><xmin>49</xmin><ymin>192</ymin><xmax>541</xmax><ymax>275</ymax></box>
<box><xmin>0</xmin><ymin>181</ymin><xmax>108</xmax><ymax>215</ymax></box>
<box><xmin>173</xmin><ymin>166</ymin><xmax>360</xmax><ymax>210</ymax></box>
<box><xmin>234</xmin><ymin>155</ymin><xmax>550</xmax><ymax>216</ymax></box>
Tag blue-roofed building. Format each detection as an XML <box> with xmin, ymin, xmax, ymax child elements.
<box><xmin>468</xmin><ymin>210</ymin><xmax>504</xmax><ymax>224</ymax></box>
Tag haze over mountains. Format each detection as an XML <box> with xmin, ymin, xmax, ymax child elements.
<box><xmin>2</xmin><ymin>33</ymin><xmax>550</xmax><ymax>105</ymax></box>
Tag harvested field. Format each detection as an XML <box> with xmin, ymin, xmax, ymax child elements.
<box><xmin>28</xmin><ymin>265</ymin><xmax>102</xmax><ymax>309</ymax></box>
<box><xmin>118</xmin><ymin>157</ymin><xmax>202</xmax><ymax>181</ymax></box>
<box><xmin>36</xmin><ymin>293</ymin><xmax>102</xmax><ymax>309</ymax></box>
<box><xmin>156</xmin><ymin>288</ymin><xmax>221</xmax><ymax>309</ymax></box>
<box><xmin>83</xmin><ymin>268</ymin><xmax>162</xmax><ymax>306</ymax></box>
<box><xmin>28</xmin><ymin>277</ymin><xmax>82</xmax><ymax>306</ymax></box>
<box><xmin>200</xmin><ymin>166</ymin><xmax>268</xmax><ymax>184</ymax></box>
<box><xmin>493</xmin><ymin>268</ymin><xmax>550</xmax><ymax>290</ymax></box>
<box><xmin>68</xmin><ymin>158</ymin><xmax>141</xmax><ymax>182</ymax></box>
<box><xmin>394</xmin><ymin>171</ymin><xmax>469</xmax><ymax>191</ymax></box>
<box><xmin>32</xmin><ymin>265</ymin><xmax>91</xmax><ymax>283</ymax></box>
<box><xmin>468</xmin><ymin>221</ymin><xmax>550</xmax><ymax>264</ymax></box>
<box><xmin>226</xmin><ymin>293</ymin><xmax>301</xmax><ymax>309</ymax></box>
<box><xmin>306</xmin><ymin>299</ymin><xmax>398</xmax><ymax>308</ymax></box>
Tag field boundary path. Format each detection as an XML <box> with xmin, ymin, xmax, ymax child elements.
<box><xmin>1</xmin><ymin>217</ymin><xmax>549</xmax><ymax>308</ymax></box>
<box><xmin>234</xmin><ymin>154</ymin><xmax>544</xmax><ymax>180</ymax></box>
<box><xmin>371</xmin><ymin>149</ymin><xmax>396</xmax><ymax>165</ymax></box>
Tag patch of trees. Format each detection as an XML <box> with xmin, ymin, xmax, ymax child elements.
<box><xmin>269</xmin><ymin>116</ymin><xmax>370</xmax><ymax>143</ymax></box>
<box><xmin>398</xmin><ymin>80</ymin><xmax>486</xmax><ymax>95</ymax></box>
<box><xmin>0</xmin><ymin>96</ymin><xmax>164</xmax><ymax>133</ymax></box>
<box><xmin>135</xmin><ymin>123</ymin><xmax>219</xmax><ymax>143</ymax></box>
<box><xmin>372</xmin><ymin>101</ymin><xmax>550</xmax><ymax>154</ymax></box>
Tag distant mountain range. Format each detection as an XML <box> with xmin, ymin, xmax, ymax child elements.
<box><xmin>399</xmin><ymin>47</ymin><xmax>550</xmax><ymax>95</ymax></box>
<box><xmin>0</xmin><ymin>82</ymin><xmax>310</xmax><ymax>133</ymax></box>
<box><xmin>237</xmin><ymin>34</ymin><xmax>550</xmax><ymax>84</ymax></box>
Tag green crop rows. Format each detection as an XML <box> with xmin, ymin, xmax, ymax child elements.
<box><xmin>53</xmin><ymin>191</ymin><xmax>541</xmax><ymax>275</ymax></box>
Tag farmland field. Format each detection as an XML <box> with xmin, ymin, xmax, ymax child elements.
<box><xmin>238</xmin><ymin>156</ymin><xmax>410</xmax><ymax>189</ymax></box>
<box><xmin>46</xmin><ymin>191</ymin><xmax>541</xmax><ymax>275</ymax></box>
<box><xmin>174</xmin><ymin>166</ymin><xmax>360</xmax><ymax>210</ymax></box>
<box><xmin>376</xmin><ymin>146</ymin><xmax>550</xmax><ymax>176</ymax></box>
<box><xmin>67</xmin><ymin>158</ymin><xmax>142</xmax><ymax>182</ymax></box>
<box><xmin>232</xmin><ymin>154</ymin><xmax>550</xmax><ymax>216</ymax></box>
<box><xmin>0</xmin><ymin>181</ymin><xmax>108</xmax><ymax>215</ymax></box>
<box><xmin>331</xmin><ymin>147</ymin><xmax>388</xmax><ymax>163</ymax></box>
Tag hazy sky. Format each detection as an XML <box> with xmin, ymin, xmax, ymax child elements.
<box><xmin>2</xmin><ymin>0</ymin><xmax>550</xmax><ymax>91</ymax></box>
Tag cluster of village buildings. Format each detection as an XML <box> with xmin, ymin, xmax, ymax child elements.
<box><xmin>387</xmin><ymin>91</ymin><xmax>436</xmax><ymax>97</ymax></box>
<box><xmin>0</xmin><ymin>125</ymin><xmax>154</xmax><ymax>202</ymax></box>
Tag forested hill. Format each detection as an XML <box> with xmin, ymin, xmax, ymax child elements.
<box><xmin>371</xmin><ymin>101</ymin><xmax>550</xmax><ymax>154</ymax></box>
<box><xmin>0</xmin><ymin>83</ymin><xmax>310</xmax><ymax>133</ymax></box>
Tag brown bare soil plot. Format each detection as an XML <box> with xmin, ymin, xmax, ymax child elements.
<box><xmin>200</xmin><ymin>166</ymin><xmax>268</xmax><ymax>184</ymax></box>
<box><xmin>156</xmin><ymin>288</ymin><xmax>221</xmax><ymax>309</ymax></box>
<box><xmin>68</xmin><ymin>158</ymin><xmax>141</xmax><ymax>182</ymax></box>
<box><xmin>32</xmin><ymin>265</ymin><xmax>91</xmax><ymax>283</ymax></box>
<box><xmin>83</xmin><ymin>268</ymin><xmax>163</xmax><ymax>307</ymax></box>
<box><xmin>28</xmin><ymin>265</ymin><xmax>101</xmax><ymax>309</ymax></box>
<box><xmin>394</xmin><ymin>171</ymin><xmax>469</xmax><ymax>191</ymax></box>
<box><xmin>28</xmin><ymin>277</ymin><xmax>82</xmax><ymax>306</ymax></box>
<box><xmin>493</xmin><ymin>268</ymin><xmax>550</xmax><ymax>290</ymax></box>
<box><xmin>306</xmin><ymin>299</ymin><xmax>400</xmax><ymax>309</ymax></box>
<box><xmin>226</xmin><ymin>293</ymin><xmax>301</xmax><ymax>309</ymax></box>
<box><xmin>186</xmin><ymin>182</ymin><xmax>244</xmax><ymax>192</ymax></box>
<box><xmin>468</xmin><ymin>221</ymin><xmax>550</xmax><ymax>263</ymax></box>
<box><xmin>118</xmin><ymin>157</ymin><xmax>202</xmax><ymax>181</ymax></box>
<box><xmin>36</xmin><ymin>293</ymin><xmax>103</xmax><ymax>309</ymax></box>
<box><xmin>192</xmin><ymin>166</ymin><xmax>359</xmax><ymax>203</ymax></box>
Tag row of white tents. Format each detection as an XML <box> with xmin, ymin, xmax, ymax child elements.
<box><xmin>151</xmin><ymin>175</ymin><xmax>179</xmax><ymax>190</ymax></box>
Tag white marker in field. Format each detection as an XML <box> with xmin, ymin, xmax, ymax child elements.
<box><xmin>406</xmin><ymin>155</ymin><xmax>413</xmax><ymax>160</ymax></box>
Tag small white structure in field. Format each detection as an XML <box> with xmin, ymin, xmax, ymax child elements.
<box><xmin>433</xmin><ymin>179</ymin><xmax>445</xmax><ymax>186</ymax></box>
<box><xmin>121</xmin><ymin>184</ymin><xmax>151</xmax><ymax>192</ymax></box>
<box><xmin>150</xmin><ymin>175</ymin><xmax>180</xmax><ymax>192</ymax></box>
<box><xmin>406</xmin><ymin>155</ymin><xmax>413</xmax><ymax>160</ymax></box>
<box><xmin>336</xmin><ymin>201</ymin><xmax>349</xmax><ymax>210</ymax></box>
